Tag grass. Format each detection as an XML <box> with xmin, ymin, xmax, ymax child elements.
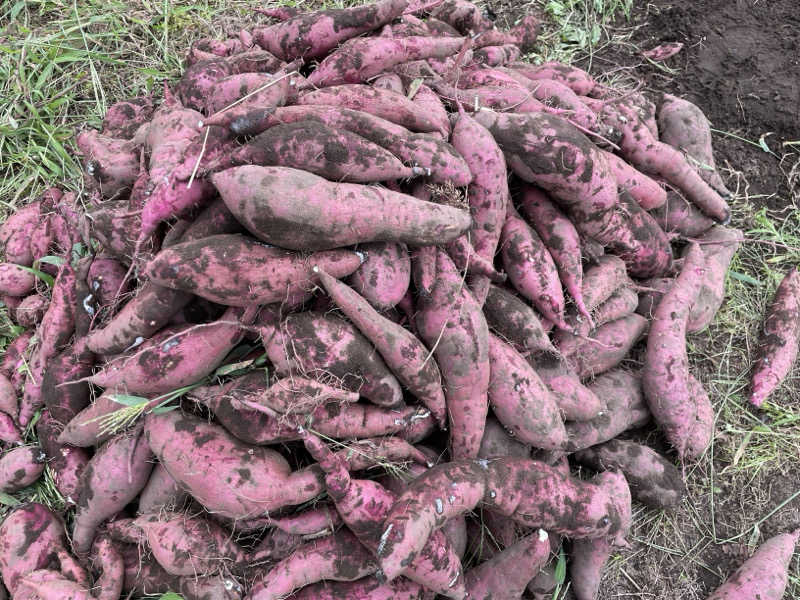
<box><xmin>1</xmin><ymin>0</ymin><xmax>799</xmax><ymax>598</ymax></box>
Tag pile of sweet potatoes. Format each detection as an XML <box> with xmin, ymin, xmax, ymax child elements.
<box><xmin>0</xmin><ymin>0</ymin><xmax>798</xmax><ymax>598</ymax></box>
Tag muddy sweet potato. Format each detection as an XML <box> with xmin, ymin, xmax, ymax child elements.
<box><xmin>529</xmin><ymin>353</ymin><xmax>606</xmax><ymax>422</ymax></box>
<box><xmin>137</xmin><ymin>462</ymin><xmax>188</xmax><ymax>514</ymax></box>
<box><xmin>316</xmin><ymin>268</ymin><xmax>447</xmax><ymax>427</ymax></box>
<box><xmin>213</xmin><ymin>166</ymin><xmax>471</xmax><ymax>251</ymax></box>
<box><xmin>507</xmin><ymin>61</ymin><xmax>600</xmax><ymax>96</ymax></box>
<box><xmin>482</xmin><ymin>284</ymin><xmax>556</xmax><ymax>355</ymax></box>
<box><xmin>414</xmin><ymin>248</ymin><xmax>490</xmax><ymax>459</ymax></box>
<box><xmin>101</xmin><ymin>96</ymin><xmax>154</xmax><ymax>140</ymax></box>
<box><xmin>431</xmin><ymin>0</ymin><xmax>493</xmax><ymax>33</ymax></box>
<box><xmin>687</xmin><ymin>226</ymin><xmax>742</xmax><ymax>332</ymax></box>
<box><xmin>0</xmin><ymin>446</ymin><xmax>45</xmax><ymax>493</ymax></box>
<box><xmin>289</xmin><ymin>577</ymin><xmax>425</xmax><ymax>600</ymax></box>
<box><xmin>581</xmin><ymin>255</ymin><xmax>629</xmax><ymax>311</ymax></box>
<box><xmin>71</xmin><ymin>426</ymin><xmax>154</xmax><ymax>554</ymax></box>
<box><xmin>14</xmin><ymin>294</ymin><xmax>48</xmax><ymax>328</ymax></box>
<box><xmin>87</xmin><ymin>256</ymin><xmax>129</xmax><ymax>309</ymax></box>
<box><xmin>35</xmin><ymin>411</ymin><xmax>89</xmax><ymax>505</ymax></box>
<box><xmin>0</xmin><ymin>263</ymin><xmax>36</xmax><ymax>296</ymax></box>
<box><xmin>749</xmin><ymin>267</ymin><xmax>800</xmax><ymax>407</ymax></box>
<box><xmin>604</xmin><ymin>150</ymin><xmax>667</xmax><ymax>210</ymax></box>
<box><xmin>0</xmin><ymin>373</ymin><xmax>17</xmax><ymax>418</ymax></box>
<box><xmin>75</xmin><ymin>130</ymin><xmax>138</xmax><ymax>198</ymax></box>
<box><xmin>1</xmin><ymin>198</ymin><xmax>43</xmax><ymax>266</ymax></box>
<box><xmin>345</xmin><ymin>242</ymin><xmax>411</xmax><ymax>310</ymax></box>
<box><xmin>471</xmin><ymin>44</ymin><xmax>520</xmax><ymax>66</ymax></box>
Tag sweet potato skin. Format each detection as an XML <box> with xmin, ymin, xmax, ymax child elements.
<box><xmin>483</xmin><ymin>284</ymin><xmax>556</xmax><ymax>354</ymax></box>
<box><xmin>581</xmin><ymin>255</ymin><xmax>629</xmax><ymax>311</ymax></box>
<box><xmin>0</xmin><ymin>447</ymin><xmax>46</xmax><ymax>493</ymax></box>
<box><xmin>347</xmin><ymin>242</ymin><xmax>411</xmax><ymax>310</ymax></box>
<box><xmin>35</xmin><ymin>411</ymin><xmax>89</xmax><ymax>505</ymax></box>
<box><xmin>0</xmin><ymin>263</ymin><xmax>36</xmax><ymax>296</ymax></box>
<box><xmin>530</xmin><ymin>353</ymin><xmax>606</xmax><ymax>422</ymax></box>
<box><xmin>749</xmin><ymin>267</ymin><xmax>800</xmax><ymax>407</ymax></box>
<box><xmin>213</xmin><ymin>166</ymin><xmax>472</xmax><ymax>251</ymax></box>
<box><xmin>0</xmin><ymin>373</ymin><xmax>18</xmax><ymax>418</ymax></box>
<box><xmin>687</xmin><ymin>226</ymin><xmax>741</xmax><ymax>332</ymax></box>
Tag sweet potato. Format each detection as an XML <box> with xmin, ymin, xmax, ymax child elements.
<box><xmin>581</xmin><ymin>255</ymin><xmax>629</xmax><ymax>311</ymax></box>
<box><xmin>215</xmin><ymin>121</ymin><xmax>422</xmax><ymax>182</ymax></box>
<box><xmin>213</xmin><ymin>166</ymin><xmax>471</xmax><ymax>251</ymax></box>
<box><xmin>657</xmin><ymin>93</ymin><xmax>731</xmax><ymax>197</ymax></box>
<box><xmin>87</xmin><ymin>307</ymin><xmax>250</xmax><ymax>395</ymax></box>
<box><xmin>597</xmin><ymin>101</ymin><xmax>730</xmax><ymax>223</ymax></box>
<box><xmin>41</xmin><ymin>338</ymin><xmax>94</xmax><ymax>426</ymax></box>
<box><xmin>35</xmin><ymin>410</ymin><xmax>89</xmax><ymax>504</ymax></box>
<box><xmin>85</xmin><ymin>282</ymin><xmax>193</xmax><ymax>355</ymax></box>
<box><xmin>479</xmin><ymin>417</ymin><xmax>531</xmax><ymax>459</ymax></box>
<box><xmin>414</xmin><ymin>248</ymin><xmax>490</xmax><ymax>459</ymax></box>
<box><xmin>13</xmin><ymin>294</ymin><xmax>46</xmax><ymax>328</ymax></box>
<box><xmin>289</xmin><ymin>577</ymin><xmax>425</xmax><ymax>600</ymax></box>
<box><xmin>687</xmin><ymin>226</ymin><xmax>742</xmax><ymax>332</ymax></box>
<box><xmin>204</xmin><ymin>72</ymin><xmax>280</xmax><ymax>115</ymax></box>
<box><xmin>316</xmin><ymin>268</ymin><xmax>447</xmax><ymax>427</ymax></box>
<box><xmin>604</xmin><ymin>150</ymin><xmax>667</xmax><ymax>210</ymax></box>
<box><xmin>260</xmin><ymin>309</ymin><xmax>404</xmax><ymax>407</ymax></box>
<box><xmin>72</xmin><ymin>426</ymin><xmax>154</xmax><ymax>554</ymax></box>
<box><xmin>636</xmin><ymin>276</ymin><xmax>673</xmax><ymax>319</ymax></box>
<box><xmin>0</xmin><ymin>446</ymin><xmax>45</xmax><ymax>493</ymax></box>
<box><xmin>0</xmin><ymin>373</ymin><xmax>16</xmax><ymax>419</ymax></box>
<box><xmin>465</xmin><ymin>529</ymin><xmax>551</xmax><ymax>600</ymax></box>
<box><xmin>501</xmin><ymin>208</ymin><xmax>568</xmax><ymax>329</ymax></box>
<box><xmin>57</xmin><ymin>392</ymin><xmax>153</xmax><ymax>447</ymax></box>
<box><xmin>488</xmin><ymin>333</ymin><xmax>567</xmax><ymax>449</ymax></box>
<box><xmin>270</xmin><ymin>506</ymin><xmax>341</xmax><ymax>537</ymax></box>
<box><xmin>75</xmin><ymin>130</ymin><xmax>138</xmax><ymax>198</ymax></box>
<box><xmin>1</xmin><ymin>331</ymin><xmax>32</xmax><ymax>380</ymax></box>
<box><xmin>132</xmin><ymin>512</ymin><xmax>246</xmax><ymax>576</ymax></box>
<box><xmin>411</xmin><ymin>83</ymin><xmax>451</xmax><ymax>138</ymax></box>
<box><xmin>14</xmin><ymin>569</ymin><xmax>92</xmax><ymax>600</ymax></box>
<box><xmin>254</xmin><ymin>0</ymin><xmax>409</xmax><ymax>60</ymax></box>
<box><xmin>472</xmin><ymin>44</ymin><xmax>520</xmax><ymax>66</ymax></box>
<box><xmin>231</xmin><ymin>374</ymin><xmax>359</xmax><ymax>417</ymax></box>
<box><xmin>483</xmin><ymin>284</ymin><xmax>556</xmax><ymax>355</ymax></box>
<box><xmin>575</xmin><ymin>439</ymin><xmax>685</xmax><ymax>509</ymax></box>
<box><xmin>643</xmin><ymin>243</ymin><xmax>710</xmax><ymax>459</ymax></box>
<box><xmin>137</xmin><ymin>462</ymin><xmax>188</xmax><ymax>514</ymax></box>
<box><xmin>1</xmin><ymin>199</ymin><xmax>42</xmax><ymax>266</ymax></box>
<box><xmin>749</xmin><ymin>267</ymin><xmax>800</xmax><ymax>407</ymax></box>
<box><xmin>473</xmin><ymin>110</ymin><xmax>619</xmax><ymax>243</ymax></box>
<box><xmin>377</xmin><ymin>458</ymin><xmax>630</xmax><ymax>580</ymax></box>
<box><xmin>345</xmin><ymin>242</ymin><xmax>411</xmax><ymax>310</ymax></box>
<box><xmin>518</xmin><ymin>185</ymin><xmax>591</xmax><ymax>320</ymax></box>
<box><xmin>0</xmin><ymin>263</ymin><xmax>36</xmax><ymax>296</ymax></box>
<box><xmin>0</xmin><ymin>412</ymin><xmax>22</xmax><ymax>444</ymax></box>
<box><xmin>302</xmin><ymin>432</ymin><xmax>466</xmax><ymax>598</ymax></box>
<box><xmin>373</xmin><ymin>72</ymin><xmax>405</xmax><ymax>93</ymax></box>
<box><xmin>101</xmin><ymin>95</ymin><xmax>154</xmax><ymax>140</ymax></box>
<box><xmin>564</xmin><ymin>369</ymin><xmax>650</xmax><ymax>451</ymax></box>
<box><xmin>82</xmin><ymin>200</ymin><xmax>150</xmax><ymax>262</ymax></box>
<box><xmin>298</xmin><ymin>85</ymin><xmax>444</xmax><ymax>133</ymax></box>
<box><xmin>530</xmin><ymin>353</ymin><xmax>606</xmax><ymax>422</ymax></box>
<box><xmin>434</xmin><ymin>80</ymin><xmax>547</xmax><ymax>114</ymax></box>
<box><xmin>591</xmin><ymin>286</ymin><xmax>639</xmax><ymax>330</ymax></box>
<box><xmin>90</xmin><ymin>536</ymin><xmax>125</xmax><ymax>600</ymax></box>
<box><xmin>705</xmin><ymin>529</ymin><xmax>799</xmax><ymax>600</ymax></box>
<box><xmin>146</xmin><ymin>234</ymin><xmax>363</xmax><ymax>307</ymax></box>
<box><xmin>87</xmin><ymin>256</ymin><xmax>128</xmax><ymax>309</ymax></box>
<box><xmin>248</xmin><ymin>530</ymin><xmax>378</xmax><ymax>600</ymax></box>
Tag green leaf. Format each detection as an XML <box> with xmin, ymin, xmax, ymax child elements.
<box><xmin>15</xmin><ymin>265</ymin><xmax>54</xmax><ymax>287</ymax></box>
<box><xmin>554</xmin><ymin>546</ymin><xmax>567</xmax><ymax>584</ymax></box>
<box><xmin>37</xmin><ymin>255</ymin><xmax>66</xmax><ymax>267</ymax></box>
<box><xmin>151</xmin><ymin>404</ymin><xmax>179</xmax><ymax>415</ymax></box>
<box><xmin>158</xmin><ymin>593</ymin><xmax>184</xmax><ymax>600</ymax></box>
<box><xmin>109</xmin><ymin>394</ymin><xmax>149</xmax><ymax>407</ymax></box>
<box><xmin>0</xmin><ymin>492</ymin><xmax>20</xmax><ymax>506</ymax></box>
<box><xmin>729</xmin><ymin>271</ymin><xmax>761</xmax><ymax>286</ymax></box>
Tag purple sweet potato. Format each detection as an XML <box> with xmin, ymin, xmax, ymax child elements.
<box><xmin>414</xmin><ymin>248</ymin><xmax>490</xmax><ymax>459</ymax></box>
<box><xmin>565</xmin><ymin>369</ymin><xmax>650</xmax><ymax>451</ymax></box>
<box><xmin>260</xmin><ymin>309</ymin><xmax>404</xmax><ymax>407</ymax></box>
<box><xmin>214</xmin><ymin>121</ymin><xmax>422</xmax><ymax>182</ymax></box>
<box><xmin>472</xmin><ymin>44</ymin><xmax>520</xmax><ymax>66</ymax></box>
<box><xmin>248</xmin><ymin>530</ymin><xmax>378</xmax><ymax>600</ymax></box>
<box><xmin>482</xmin><ymin>284</ymin><xmax>556</xmax><ymax>355</ymax></box>
<box><xmin>214</xmin><ymin>166</ymin><xmax>471</xmax><ymax>252</ymax></box>
<box><xmin>373</xmin><ymin>72</ymin><xmax>406</xmax><ymax>93</ymax></box>
<box><xmin>604</xmin><ymin>150</ymin><xmax>667</xmax><ymax>210</ymax></box>
<box><xmin>434</xmin><ymin>80</ymin><xmax>547</xmax><ymax>114</ymax></box>
<box><xmin>705</xmin><ymin>529</ymin><xmax>799</xmax><ymax>600</ymax></box>
<box><xmin>35</xmin><ymin>410</ymin><xmax>89</xmax><ymax>505</ymax></box>
<box><xmin>0</xmin><ymin>263</ymin><xmax>36</xmax><ymax>296</ymax></box>
<box><xmin>40</xmin><ymin>338</ymin><xmax>94</xmax><ymax>426</ymax></box>
<box><xmin>14</xmin><ymin>569</ymin><xmax>91</xmax><ymax>600</ymax></box>
<box><xmin>85</xmin><ymin>281</ymin><xmax>193</xmax><ymax>355</ymax></box>
<box><xmin>636</xmin><ymin>277</ymin><xmax>673</xmax><ymax>319</ymax></box>
<box><xmin>87</xmin><ymin>257</ymin><xmax>129</xmax><ymax>309</ymax></box>
<box><xmin>591</xmin><ymin>286</ymin><xmax>639</xmax><ymax>330</ymax></box>
<box><xmin>410</xmin><ymin>83</ymin><xmax>451</xmax><ymax>138</ymax></box>
<box><xmin>71</xmin><ymin>426</ymin><xmax>154</xmax><ymax>554</ymax></box>
<box><xmin>253</xmin><ymin>0</ymin><xmax>410</xmax><ymax>60</ymax></box>
<box><xmin>146</xmin><ymin>234</ymin><xmax>363</xmax><ymax>306</ymax></box>
<box><xmin>749</xmin><ymin>267</ymin><xmax>800</xmax><ymax>407</ymax></box>
<box><xmin>75</xmin><ymin>129</ymin><xmax>138</xmax><ymax>198</ymax></box>
<box><xmin>464</xmin><ymin>529</ymin><xmax>551</xmax><ymax>600</ymax></box>
<box><xmin>346</xmin><ymin>242</ymin><xmax>411</xmax><ymax>311</ymax></box>
<box><xmin>657</xmin><ymin>93</ymin><xmax>731</xmax><ymax>197</ymax></box>
<box><xmin>15</xmin><ymin>294</ymin><xmax>48</xmax><ymax>328</ymax></box>
<box><xmin>488</xmin><ymin>333</ymin><xmax>567</xmax><ymax>449</ymax></box>
<box><xmin>431</xmin><ymin>0</ymin><xmax>493</xmax><ymax>33</ymax></box>
<box><xmin>530</xmin><ymin>353</ymin><xmax>606</xmax><ymax>422</ymax></box>
<box><xmin>137</xmin><ymin>462</ymin><xmax>188</xmax><ymax>514</ymax></box>
<box><xmin>316</xmin><ymin>268</ymin><xmax>447</xmax><ymax>427</ymax></box>
<box><xmin>306</xmin><ymin>35</ymin><xmax>465</xmax><ymax>87</ymax></box>
<box><xmin>478</xmin><ymin>416</ymin><xmax>531</xmax><ymax>458</ymax></box>
<box><xmin>575</xmin><ymin>439</ymin><xmax>685</xmax><ymax>509</ymax></box>
<box><xmin>687</xmin><ymin>226</ymin><xmax>742</xmax><ymax>332</ymax></box>
<box><xmin>87</xmin><ymin>307</ymin><xmax>249</xmax><ymax>396</ymax></box>
<box><xmin>1</xmin><ymin>199</ymin><xmax>42</xmax><ymax>266</ymax></box>
<box><xmin>289</xmin><ymin>577</ymin><xmax>425</xmax><ymax>600</ymax></box>
<box><xmin>518</xmin><ymin>185</ymin><xmax>591</xmax><ymax>321</ymax></box>
<box><xmin>569</xmin><ymin>537</ymin><xmax>614</xmax><ymax>600</ymax></box>
<box><xmin>0</xmin><ymin>373</ymin><xmax>17</xmax><ymax>418</ymax></box>
<box><xmin>2</xmin><ymin>333</ymin><xmax>31</xmax><ymax>381</ymax></box>
<box><xmin>508</xmin><ymin>62</ymin><xmax>600</xmax><ymax>96</ymax></box>
<box><xmin>231</xmin><ymin>374</ymin><xmax>359</xmax><ymax>417</ymax></box>
<box><xmin>473</xmin><ymin>110</ymin><xmax>619</xmax><ymax>244</ymax></box>
<box><xmin>298</xmin><ymin>85</ymin><xmax>445</xmax><ymax>133</ymax></box>
<box><xmin>101</xmin><ymin>95</ymin><xmax>154</xmax><ymax>140</ymax></box>
<box><xmin>0</xmin><ymin>412</ymin><xmax>22</xmax><ymax>444</ymax></box>
<box><xmin>269</xmin><ymin>506</ymin><xmax>341</xmax><ymax>537</ymax></box>
<box><xmin>58</xmin><ymin>392</ymin><xmax>157</xmax><ymax>447</ymax></box>
<box><xmin>581</xmin><ymin>255</ymin><xmax>629</xmax><ymax>311</ymax></box>
<box><xmin>90</xmin><ymin>536</ymin><xmax>125</xmax><ymax>600</ymax></box>
<box><xmin>0</xmin><ymin>446</ymin><xmax>45</xmax><ymax>492</ymax></box>
<box><xmin>205</xmin><ymin>72</ymin><xmax>279</xmax><ymax>115</ymax></box>
<box><xmin>501</xmin><ymin>208</ymin><xmax>568</xmax><ymax>329</ymax></box>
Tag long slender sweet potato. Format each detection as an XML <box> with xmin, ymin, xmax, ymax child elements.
<box><xmin>434</xmin><ymin>80</ymin><xmax>547</xmax><ymax>114</ymax></box>
<box><xmin>298</xmin><ymin>85</ymin><xmax>444</xmax><ymax>133</ymax></box>
<box><xmin>0</xmin><ymin>446</ymin><xmax>45</xmax><ymax>493</ymax></box>
<box><xmin>483</xmin><ymin>284</ymin><xmax>556</xmax><ymax>354</ymax></box>
<box><xmin>307</xmin><ymin>35</ymin><xmax>465</xmax><ymax>87</ymax></box>
<box><xmin>705</xmin><ymin>529</ymin><xmax>799</xmax><ymax>600</ymax></box>
<box><xmin>213</xmin><ymin>166</ymin><xmax>471</xmax><ymax>251</ymax></box>
<box><xmin>488</xmin><ymin>333</ymin><xmax>567</xmax><ymax>449</ymax></box>
<box><xmin>289</xmin><ymin>577</ymin><xmax>425</xmax><ymax>600</ymax></box>
<box><xmin>643</xmin><ymin>243</ymin><xmax>710</xmax><ymax>459</ymax></box>
<box><xmin>657</xmin><ymin>93</ymin><xmax>731</xmax><ymax>197</ymax></box>
<box><xmin>465</xmin><ymin>529</ymin><xmax>551</xmax><ymax>600</ymax></box>
<box><xmin>414</xmin><ymin>249</ymin><xmax>490</xmax><ymax>459</ymax></box>
<box><xmin>574</xmin><ymin>439</ymin><xmax>685</xmax><ymax>509</ymax></box>
<box><xmin>603</xmin><ymin>150</ymin><xmax>667</xmax><ymax>210</ymax></box>
<box><xmin>501</xmin><ymin>208</ymin><xmax>568</xmax><ymax>329</ymax></box>
<box><xmin>90</xmin><ymin>536</ymin><xmax>125</xmax><ymax>600</ymax></box>
<box><xmin>507</xmin><ymin>61</ymin><xmax>600</xmax><ymax>96</ymax></box>
<box><xmin>316</xmin><ymin>268</ymin><xmax>447</xmax><ymax>427</ymax></box>
<box><xmin>72</xmin><ymin>426</ymin><xmax>154</xmax><ymax>554</ymax></box>
<box><xmin>254</xmin><ymin>0</ymin><xmax>410</xmax><ymax>60</ymax></box>
<box><xmin>687</xmin><ymin>226</ymin><xmax>742</xmax><ymax>332</ymax></box>
<box><xmin>565</xmin><ymin>369</ymin><xmax>650</xmax><ymax>452</ymax></box>
<box><xmin>473</xmin><ymin>110</ymin><xmax>619</xmax><ymax>243</ymax></box>
<box><xmin>530</xmin><ymin>353</ymin><xmax>606</xmax><ymax>422</ymax></box>
<box><xmin>146</xmin><ymin>234</ymin><xmax>363</xmax><ymax>306</ymax></box>
<box><xmin>301</xmin><ymin>432</ymin><xmax>466</xmax><ymax>598</ymax></box>
<box><xmin>749</xmin><ymin>267</ymin><xmax>800</xmax><ymax>407</ymax></box>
